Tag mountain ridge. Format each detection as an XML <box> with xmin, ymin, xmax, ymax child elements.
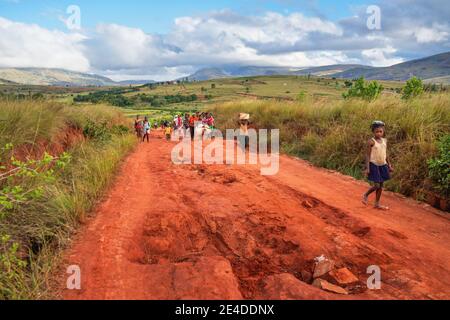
<box><xmin>0</xmin><ymin>68</ymin><xmax>156</xmax><ymax>87</ymax></box>
<box><xmin>333</xmin><ymin>51</ymin><xmax>450</xmax><ymax>81</ymax></box>
<box><xmin>186</xmin><ymin>51</ymin><xmax>450</xmax><ymax>83</ymax></box>
<box><xmin>185</xmin><ymin>65</ymin><xmax>367</xmax><ymax>81</ymax></box>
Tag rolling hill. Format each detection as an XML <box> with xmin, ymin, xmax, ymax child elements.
<box><xmin>333</xmin><ymin>51</ymin><xmax>450</xmax><ymax>81</ymax></box>
<box><xmin>0</xmin><ymin>78</ymin><xmax>18</xmax><ymax>85</ymax></box>
<box><xmin>185</xmin><ymin>67</ymin><xmax>230</xmax><ymax>81</ymax></box>
<box><xmin>186</xmin><ymin>65</ymin><xmax>367</xmax><ymax>81</ymax></box>
<box><xmin>424</xmin><ymin>76</ymin><xmax>450</xmax><ymax>85</ymax></box>
<box><xmin>0</xmin><ymin>68</ymin><xmax>155</xmax><ymax>87</ymax></box>
<box><xmin>187</xmin><ymin>52</ymin><xmax>450</xmax><ymax>83</ymax></box>
<box><xmin>117</xmin><ymin>79</ymin><xmax>156</xmax><ymax>85</ymax></box>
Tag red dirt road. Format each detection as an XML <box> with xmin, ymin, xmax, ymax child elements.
<box><xmin>61</xmin><ymin>131</ymin><xmax>450</xmax><ymax>300</ymax></box>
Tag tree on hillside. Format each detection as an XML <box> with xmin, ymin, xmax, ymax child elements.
<box><xmin>343</xmin><ymin>77</ymin><xmax>383</xmax><ymax>101</ymax></box>
<box><xmin>402</xmin><ymin>77</ymin><xmax>424</xmax><ymax>100</ymax></box>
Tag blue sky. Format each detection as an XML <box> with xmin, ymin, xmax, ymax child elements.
<box><xmin>0</xmin><ymin>0</ymin><xmax>449</xmax><ymax>80</ymax></box>
<box><xmin>0</xmin><ymin>0</ymin><xmax>370</xmax><ymax>33</ymax></box>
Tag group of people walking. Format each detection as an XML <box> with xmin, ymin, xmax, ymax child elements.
<box><xmin>168</xmin><ymin>112</ymin><xmax>216</xmax><ymax>140</ymax></box>
<box><xmin>134</xmin><ymin>112</ymin><xmax>216</xmax><ymax>142</ymax></box>
<box><xmin>135</xmin><ymin>113</ymin><xmax>392</xmax><ymax>210</ymax></box>
<box><xmin>134</xmin><ymin>116</ymin><xmax>152</xmax><ymax>143</ymax></box>
<box><xmin>184</xmin><ymin>112</ymin><xmax>215</xmax><ymax>139</ymax></box>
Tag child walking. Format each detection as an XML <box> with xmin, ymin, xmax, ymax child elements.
<box><xmin>142</xmin><ymin>118</ymin><xmax>151</xmax><ymax>143</ymax></box>
<box><xmin>165</xmin><ymin>125</ymin><xmax>173</xmax><ymax>141</ymax></box>
<box><xmin>363</xmin><ymin>121</ymin><xmax>394</xmax><ymax>210</ymax></box>
<box><xmin>238</xmin><ymin>113</ymin><xmax>250</xmax><ymax>150</ymax></box>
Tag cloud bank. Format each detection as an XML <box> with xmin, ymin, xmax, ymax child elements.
<box><xmin>0</xmin><ymin>0</ymin><xmax>449</xmax><ymax>80</ymax></box>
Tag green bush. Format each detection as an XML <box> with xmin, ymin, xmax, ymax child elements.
<box><xmin>112</xmin><ymin>124</ymin><xmax>130</xmax><ymax>135</ymax></box>
<box><xmin>0</xmin><ymin>145</ymin><xmax>70</xmax><ymax>299</ymax></box>
<box><xmin>402</xmin><ymin>77</ymin><xmax>424</xmax><ymax>100</ymax></box>
<box><xmin>428</xmin><ymin>135</ymin><xmax>450</xmax><ymax>197</ymax></box>
<box><xmin>0</xmin><ymin>235</ymin><xmax>28</xmax><ymax>300</ymax></box>
<box><xmin>297</xmin><ymin>91</ymin><xmax>306</xmax><ymax>102</ymax></box>
<box><xmin>83</xmin><ymin>120</ymin><xmax>112</xmax><ymax>142</ymax></box>
<box><xmin>343</xmin><ymin>77</ymin><xmax>383</xmax><ymax>101</ymax></box>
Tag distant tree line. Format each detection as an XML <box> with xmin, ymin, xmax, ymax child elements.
<box><xmin>74</xmin><ymin>91</ymin><xmax>134</xmax><ymax>107</ymax></box>
<box><xmin>342</xmin><ymin>76</ymin><xmax>449</xmax><ymax>101</ymax></box>
<box><xmin>74</xmin><ymin>89</ymin><xmax>198</xmax><ymax>108</ymax></box>
<box><xmin>423</xmin><ymin>83</ymin><xmax>448</xmax><ymax>93</ymax></box>
<box><xmin>0</xmin><ymin>91</ymin><xmax>45</xmax><ymax>101</ymax></box>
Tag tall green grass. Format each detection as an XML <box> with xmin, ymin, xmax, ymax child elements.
<box><xmin>0</xmin><ymin>100</ymin><xmax>136</xmax><ymax>299</ymax></box>
<box><xmin>210</xmin><ymin>94</ymin><xmax>450</xmax><ymax>199</ymax></box>
<box><xmin>0</xmin><ymin>101</ymin><xmax>127</xmax><ymax>157</ymax></box>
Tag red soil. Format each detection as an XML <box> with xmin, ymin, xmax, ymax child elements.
<box><xmin>12</xmin><ymin>127</ymin><xmax>84</xmax><ymax>162</ymax></box>
<box><xmin>60</xmin><ymin>130</ymin><xmax>450</xmax><ymax>300</ymax></box>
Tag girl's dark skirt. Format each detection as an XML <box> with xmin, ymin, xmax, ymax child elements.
<box><xmin>368</xmin><ymin>162</ymin><xmax>391</xmax><ymax>183</ymax></box>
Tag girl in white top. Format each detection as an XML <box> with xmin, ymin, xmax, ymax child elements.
<box><xmin>363</xmin><ymin>121</ymin><xmax>394</xmax><ymax>210</ymax></box>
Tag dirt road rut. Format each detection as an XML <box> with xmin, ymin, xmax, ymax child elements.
<box><xmin>61</xmin><ymin>131</ymin><xmax>450</xmax><ymax>300</ymax></box>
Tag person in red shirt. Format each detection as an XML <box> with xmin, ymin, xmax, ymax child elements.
<box><xmin>134</xmin><ymin>115</ymin><xmax>143</xmax><ymax>139</ymax></box>
<box><xmin>206</xmin><ymin>113</ymin><xmax>215</xmax><ymax>128</ymax></box>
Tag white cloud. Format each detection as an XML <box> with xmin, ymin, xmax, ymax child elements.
<box><xmin>413</xmin><ymin>26</ymin><xmax>449</xmax><ymax>43</ymax></box>
<box><xmin>0</xmin><ymin>17</ymin><xmax>89</xmax><ymax>71</ymax></box>
<box><xmin>164</xmin><ymin>10</ymin><xmax>347</xmax><ymax>68</ymax></box>
<box><xmin>169</xmin><ymin>10</ymin><xmax>342</xmax><ymax>52</ymax></box>
<box><xmin>101</xmin><ymin>66</ymin><xmax>196</xmax><ymax>82</ymax></box>
<box><xmin>0</xmin><ymin>3</ymin><xmax>449</xmax><ymax>80</ymax></box>
<box><xmin>362</xmin><ymin>46</ymin><xmax>404</xmax><ymax>67</ymax></box>
<box><xmin>80</xmin><ymin>11</ymin><xmax>351</xmax><ymax>77</ymax></box>
<box><xmin>84</xmin><ymin>23</ymin><xmax>179</xmax><ymax>70</ymax></box>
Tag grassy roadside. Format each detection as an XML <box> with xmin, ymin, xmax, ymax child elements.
<box><xmin>210</xmin><ymin>94</ymin><xmax>450</xmax><ymax>200</ymax></box>
<box><xmin>0</xmin><ymin>100</ymin><xmax>137</xmax><ymax>299</ymax></box>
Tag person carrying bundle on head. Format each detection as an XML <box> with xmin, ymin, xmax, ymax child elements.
<box><xmin>238</xmin><ymin>113</ymin><xmax>250</xmax><ymax>150</ymax></box>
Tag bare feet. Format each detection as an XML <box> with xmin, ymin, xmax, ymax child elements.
<box><xmin>362</xmin><ymin>195</ymin><xmax>369</xmax><ymax>206</ymax></box>
<box><xmin>374</xmin><ymin>203</ymin><xmax>390</xmax><ymax>211</ymax></box>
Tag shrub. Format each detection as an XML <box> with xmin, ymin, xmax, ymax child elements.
<box><xmin>0</xmin><ymin>235</ymin><xmax>28</xmax><ymax>300</ymax></box>
<box><xmin>402</xmin><ymin>77</ymin><xmax>424</xmax><ymax>100</ymax></box>
<box><xmin>0</xmin><ymin>146</ymin><xmax>70</xmax><ymax>299</ymax></box>
<box><xmin>428</xmin><ymin>135</ymin><xmax>450</xmax><ymax>197</ymax></box>
<box><xmin>0</xmin><ymin>146</ymin><xmax>71</xmax><ymax>218</ymax></box>
<box><xmin>83</xmin><ymin>120</ymin><xmax>112</xmax><ymax>142</ymax></box>
<box><xmin>343</xmin><ymin>77</ymin><xmax>383</xmax><ymax>101</ymax></box>
<box><xmin>344</xmin><ymin>80</ymin><xmax>353</xmax><ymax>88</ymax></box>
<box><xmin>112</xmin><ymin>124</ymin><xmax>130</xmax><ymax>135</ymax></box>
<box><xmin>297</xmin><ymin>91</ymin><xmax>306</xmax><ymax>102</ymax></box>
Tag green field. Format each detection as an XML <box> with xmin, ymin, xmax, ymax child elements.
<box><xmin>13</xmin><ymin>74</ymin><xmax>441</xmax><ymax>204</ymax></box>
<box><xmin>0</xmin><ymin>75</ymin><xmax>408</xmax><ymax>124</ymax></box>
<box><xmin>126</xmin><ymin>76</ymin><xmax>405</xmax><ymax>102</ymax></box>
